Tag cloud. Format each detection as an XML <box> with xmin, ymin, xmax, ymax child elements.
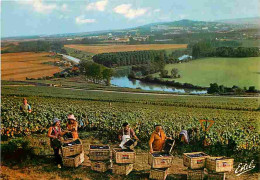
<box><xmin>86</xmin><ymin>0</ymin><xmax>108</xmax><ymax>11</ymax></box>
<box><xmin>61</xmin><ymin>3</ymin><xmax>68</xmax><ymax>12</ymax></box>
<box><xmin>154</xmin><ymin>9</ymin><xmax>161</xmax><ymax>13</ymax></box>
<box><xmin>113</xmin><ymin>4</ymin><xmax>148</xmax><ymax>19</ymax></box>
<box><xmin>18</xmin><ymin>0</ymin><xmax>57</xmax><ymax>14</ymax></box>
<box><xmin>75</xmin><ymin>16</ymin><xmax>96</xmax><ymax>24</ymax></box>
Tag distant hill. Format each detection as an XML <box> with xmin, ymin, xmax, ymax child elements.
<box><xmin>216</xmin><ymin>17</ymin><xmax>260</xmax><ymax>25</ymax></box>
<box><xmin>3</xmin><ymin>18</ymin><xmax>259</xmax><ymax>40</ymax></box>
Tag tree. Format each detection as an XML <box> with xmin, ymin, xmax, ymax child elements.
<box><xmin>102</xmin><ymin>68</ymin><xmax>114</xmax><ymax>86</ymax></box>
<box><xmin>171</xmin><ymin>68</ymin><xmax>179</xmax><ymax>78</ymax></box>
<box><xmin>207</xmin><ymin>83</ymin><xmax>220</xmax><ymax>94</ymax></box>
<box><xmin>159</xmin><ymin>70</ymin><xmax>168</xmax><ymax>78</ymax></box>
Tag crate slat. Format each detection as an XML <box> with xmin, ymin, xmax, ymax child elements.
<box><xmin>61</xmin><ymin>139</ymin><xmax>83</xmax><ymax>157</ymax></box>
<box><xmin>63</xmin><ymin>151</ymin><xmax>84</xmax><ymax>167</ymax></box>
<box><xmin>148</xmin><ymin>152</ymin><xmax>173</xmax><ymax>169</ymax></box>
<box><xmin>89</xmin><ymin>145</ymin><xmax>111</xmax><ymax>161</ymax></box>
<box><xmin>187</xmin><ymin>169</ymin><xmax>204</xmax><ymax>180</ymax></box>
<box><xmin>113</xmin><ymin>148</ymin><xmax>135</xmax><ymax>164</ymax></box>
<box><xmin>112</xmin><ymin>163</ymin><xmax>133</xmax><ymax>175</ymax></box>
<box><xmin>183</xmin><ymin>152</ymin><xmax>210</xmax><ymax>169</ymax></box>
<box><xmin>90</xmin><ymin>160</ymin><xmax>110</xmax><ymax>172</ymax></box>
<box><xmin>149</xmin><ymin>168</ymin><xmax>168</xmax><ymax>180</ymax></box>
<box><xmin>206</xmin><ymin>157</ymin><xmax>234</xmax><ymax>172</ymax></box>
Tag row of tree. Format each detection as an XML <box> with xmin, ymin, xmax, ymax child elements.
<box><xmin>191</xmin><ymin>40</ymin><xmax>260</xmax><ymax>59</ymax></box>
<box><xmin>92</xmin><ymin>50</ymin><xmax>168</xmax><ymax>67</ymax></box>
<box><xmin>79</xmin><ymin>61</ymin><xmax>113</xmax><ymax>85</ymax></box>
<box><xmin>207</xmin><ymin>83</ymin><xmax>258</xmax><ymax>94</ymax></box>
<box><xmin>2</xmin><ymin>41</ymin><xmax>64</xmax><ymax>54</ymax></box>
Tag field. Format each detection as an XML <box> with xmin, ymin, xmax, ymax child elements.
<box><xmin>1</xmin><ymin>52</ymin><xmax>61</xmax><ymax>81</ymax></box>
<box><xmin>65</xmin><ymin>44</ymin><xmax>187</xmax><ymax>54</ymax></box>
<box><xmin>154</xmin><ymin>57</ymin><xmax>260</xmax><ymax>89</ymax></box>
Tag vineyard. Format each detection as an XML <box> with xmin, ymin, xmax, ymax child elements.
<box><xmin>1</xmin><ymin>84</ymin><xmax>260</xmax><ymax>162</ymax></box>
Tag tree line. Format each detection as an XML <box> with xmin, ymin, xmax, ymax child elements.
<box><xmin>2</xmin><ymin>41</ymin><xmax>64</xmax><ymax>54</ymax></box>
<box><xmin>92</xmin><ymin>50</ymin><xmax>167</xmax><ymax>67</ymax></box>
<box><xmin>207</xmin><ymin>83</ymin><xmax>258</xmax><ymax>94</ymax></box>
<box><xmin>190</xmin><ymin>40</ymin><xmax>260</xmax><ymax>59</ymax></box>
<box><xmin>79</xmin><ymin>61</ymin><xmax>113</xmax><ymax>85</ymax></box>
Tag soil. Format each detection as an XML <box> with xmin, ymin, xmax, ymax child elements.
<box><xmin>1</xmin><ymin>136</ymin><xmax>259</xmax><ymax>180</ymax></box>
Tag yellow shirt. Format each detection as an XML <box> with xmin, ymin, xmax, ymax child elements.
<box><xmin>149</xmin><ymin>130</ymin><xmax>167</xmax><ymax>151</ymax></box>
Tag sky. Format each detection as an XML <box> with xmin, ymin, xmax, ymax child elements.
<box><xmin>1</xmin><ymin>0</ymin><xmax>259</xmax><ymax>37</ymax></box>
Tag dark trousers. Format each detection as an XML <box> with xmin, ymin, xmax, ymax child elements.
<box><xmin>53</xmin><ymin>148</ymin><xmax>62</xmax><ymax>165</ymax></box>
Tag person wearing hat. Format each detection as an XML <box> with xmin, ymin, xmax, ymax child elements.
<box><xmin>66</xmin><ymin>113</ymin><xmax>79</xmax><ymax>140</ymax></box>
<box><xmin>149</xmin><ymin>124</ymin><xmax>171</xmax><ymax>153</ymax></box>
<box><xmin>47</xmin><ymin>117</ymin><xmax>67</xmax><ymax>168</ymax></box>
<box><xmin>20</xmin><ymin>98</ymin><xmax>32</xmax><ymax>113</ymax></box>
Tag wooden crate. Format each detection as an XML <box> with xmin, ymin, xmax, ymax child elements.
<box><xmin>113</xmin><ymin>148</ymin><xmax>135</xmax><ymax>164</ymax></box>
<box><xmin>207</xmin><ymin>172</ymin><xmax>226</xmax><ymax>180</ymax></box>
<box><xmin>61</xmin><ymin>139</ymin><xmax>83</xmax><ymax>157</ymax></box>
<box><xmin>187</xmin><ymin>169</ymin><xmax>204</xmax><ymax>180</ymax></box>
<box><xmin>206</xmin><ymin>157</ymin><xmax>234</xmax><ymax>172</ymax></box>
<box><xmin>148</xmin><ymin>152</ymin><xmax>173</xmax><ymax>169</ymax></box>
<box><xmin>183</xmin><ymin>152</ymin><xmax>210</xmax><ymax>169</ymax></box>
<box><xmin>149</xmin><ymin>168</ymin><xmax>168</xmax><ymax>180</ymax></box>
<box><xmin>112</xmin><ymin>163</ymin><xmax>133</xmax><ymax>175</ymax></box>
<box><xmin>63</xmin><ymin>151</ymin><xmax>84</xmax><ymax>167</ymax></box>
<box><xmin>123</xmin><ymin>139</ymin><xmax>138</xmax><ymax>150</ymax></box>
<box><xmin>89</xmin><ymin>145</ymin><xmax>110</xmax><ymax>161</ymax></box>
<box><xmin>90</xmin><ymin>160</ymin><xmax>110</xmax><ymax>172</ymax></box>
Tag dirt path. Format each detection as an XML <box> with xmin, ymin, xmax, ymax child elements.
<box><xmin>1</xmin><ymin>136</ymin><xmax>258</xmax><ymax>180</ymax></box>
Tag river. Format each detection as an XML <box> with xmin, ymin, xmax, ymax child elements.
<box><xmin>111</xmin><ymin>76</ymin><xmax>207</xmax><ymax>94</ymax></box>
<box><xmin>61</xmin><ymin>54</ymin><xmax>207</xmax><ymax>94</ymax></box>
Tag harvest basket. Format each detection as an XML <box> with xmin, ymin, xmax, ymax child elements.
<box><xmin>90</xmin><ymin>160</ymin><xmax>110</xmax><ymax>172</ymax></box>
<box><xmin>187</xmin><ymin>169</ymin><xmax>204</xmax><ymax>180</ymax></box>
<box><xmin>149</xmin><ymin>168</ymin><xmax>168</xmax><ymax>180</ymax></box>
<box><xmin>148</xmin><ymin>152</ymin><xmax>173</xmax><ymax>169</ymax></box>
<box><xmin>113</xmin><ymin>148</ymin><xmax>135</xmax><ymax>164</ymax></box>
<box><xmin>63</xmin><ymin>151</ymin><xmax>84</xmax><ymax>167</ymax></box>
<box><xmin>89</xmin><ymin>145</ymin><xmax>110</xmax><ymax>161</ymax></box>
<box><xmin>206</xmin><ymin>157</ymin><xmax>234</xmax><ymax>172</ymax></box>
<box><xmin>183</xmin><ymin>152</ymin><xmax>210</xmax><ymax>169</ymax></box>
<box><xmin>61</xmin><ymin>139</ymin><xmax>83</xmax><ymax>157</ymax></box>
<box><xmin>112</xmin><ymin>163</ymin><xmax>133</xmax><ymax>175</ymax></box>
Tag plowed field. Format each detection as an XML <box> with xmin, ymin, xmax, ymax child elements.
<box><xmin>65</xmin><ymin>44</ymin><xmax>187</xmax><ymax>54</ymax></box>
<box><xmin>1</xmin><ymin>52</ymin><xmax>61</xmax><ymax>80</ymax></box>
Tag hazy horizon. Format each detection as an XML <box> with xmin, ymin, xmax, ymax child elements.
<box><xmin>1</xmin><ymin>0</ymin><xmax>259</xmax><ymax>38</ymax></box>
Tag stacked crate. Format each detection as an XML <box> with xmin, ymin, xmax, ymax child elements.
<box><xmin>205</xmin><ymin>157</ymin><xmax>234</xmax><ymax>180</ymax></box>
<box><xmin>148</xmin><ymin>139</ymin><xmax>175</xmax><ymax>180</ymax></box>
<box><xmin>61</xmin><ymin>139</ymin><xmax>84</xmax><ymax>167</ymax></box>
<box><xmin>148</xmin><ymin>152</ymin><xmax>173</xmax><ymax>180</ymax></box>
<box><xmin>112</xmin><ymin>148</ymin><xmax>135</xmax><ymax>175</ymax></box>
<box><xmin>89</xmin><ymin>145</ymin><xmax>111</xmax><ymax>172</ymax></box>
<box><xmin>183</xmin><ymin>152</ymin><xmax>210</xmax><ymax>180</ymax></box>
<box><xmin>183</xmin><ymin>152</ymin><xmax>234</xmax><ymax>180</ymax></box>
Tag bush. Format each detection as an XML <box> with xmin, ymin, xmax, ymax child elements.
<box><xmin>1</xmin><ymin>138</ymin><xmax>35</xmax><ymax>163</ymax></box>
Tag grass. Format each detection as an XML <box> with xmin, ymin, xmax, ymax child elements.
<box><xmin>2</xmin><ymin>85</ymin><xmax>259</xmax><ymax>111</ymax></box>
<box><xmin>64</xmin><ymin>44</ymin><xmax>187</xmax><ymax>54</ymax></box>
<box><xmin>154</xmin><ymin>57</ymin><xmax>260</xmax><ymax>89</ymax></box>
<box><xmin>239</xmin><ymin>40</ymin><xmax>260</xmax><ymax>47</ymax></box>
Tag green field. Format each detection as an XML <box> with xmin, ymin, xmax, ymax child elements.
<box><xmin>156</xmin><ymin>57</ymin><xmax>260</xmax><ymax>89</ymax></box>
